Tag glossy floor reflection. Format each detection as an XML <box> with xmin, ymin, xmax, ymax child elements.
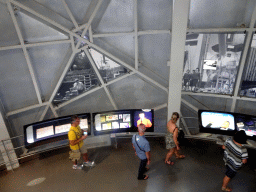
<box><xmin>0</xmin><ymin>138</ymin><xmax>255</xmax><ymax>192</ymax></box>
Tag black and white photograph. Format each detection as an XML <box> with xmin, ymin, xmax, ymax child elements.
<box><xmin>53</xmin><ymin>51</ymin><xmax>99</xmax><ymax>105</ymax></box>
<box><xmin>182</xmin><ymin>33</ymin><xmax>246</xmax><ymax>95</ymax></box>
<box><xmin>89</xmin><ymin>48</ymin><xmax>129</xmax><ymax>83</ymax></box>
<box><xmin>240</xmin><ymin>33</ymin><xmax>256</xmax><ymax>98</ymax></box>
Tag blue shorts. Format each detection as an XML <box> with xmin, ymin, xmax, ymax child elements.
<box><xmin>225</xmin><ymin>165</ymin><xmax>237</xmax><ymax>179</ymax></box>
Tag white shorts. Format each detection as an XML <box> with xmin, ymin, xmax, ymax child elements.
<box><xmin>71</xmin><ymin>144</ymin><xmax>87</xmax><ymax>154</ymax></box>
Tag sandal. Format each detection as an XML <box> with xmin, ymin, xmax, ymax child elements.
<box><xmin>176</xmin><ymin>155</ymin><xmax>185</xmax><ymax>159</ymax></box>
<box><xmin>165</xmin><ymin>160</ymin><xmax>174</xmax><ymax>165</ymax></box>
<box><xmin>221</xmin><ymin>187</ymin><xmax>232</xmax><ymax>191</ymax></box>
<box><xmin>138</xmin><ymin>175</ymin><xmax>149</xmax><ymax>180</ymax></box>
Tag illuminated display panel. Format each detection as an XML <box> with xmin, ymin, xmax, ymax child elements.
<box><xmin>93</xmin><ymin>109</ymin><xmax>154</xmax><ymax>136</ymax></box>
<box><xmin>24</xmin><ymin>113</ymin><xmax>91</xmax><ymax>149</ymax></box>
<box><xmin>55</xmin><ymin>124</ymin><xmax>70</xmax><ymax>134</ymax></box>
<box><xmin>36</xmin><ymin>126</ymin><xmax>54</xmax><ymax>139</ymax></box>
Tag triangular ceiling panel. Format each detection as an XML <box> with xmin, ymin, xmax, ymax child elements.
<box><xmin>9</xmin><ymin>106</ymin><xmax>46</xmax><ymax>137</ymax></box>
<box><xmin>43</xmin><ymin>107</ymin><xmax>55</xmax><ymax>121</ymax></box>
<box><xmin>33</xmin><ymin>0</ymin><xmax>72</xmax><ymax>22</ymax></box>
<box><xmin>138</xmin><ymin>0</ymin><xmax>172</xmax><ymax>30</ymax></box>
<box><xmin>0</xmin><ymin>4</ymin><xmax>20</xmax><ymax>47</ymax></box>
<box><xmin>89</xmin><ymin>48</ymin><xmax>130</xmax><ymax>83</ymax></box>
<box><xmin>138</xmin><ymin>34</ymin><xmax>171</xmax><ymax>82</ymax></box>
<box><xmin>58</xmin><ymin>88</ymin><xmax>114</xmax><ymax>116</ymax></box>
<box><xmin>27</xmin><ymin>43</ymin><xmax>72</xmax><ymax>102</ymax></box>
<box><xmin>53</xmin><ymin>51</ymin><xmax>100</xmax><ymax>106</ymax></box>
<box><xmin>94</xmin><ymin>0</ymin><xmax>134</xmax><ymax>33</ymax></box>
<box><xmin>107</xmin><ymin>74</ymin><xmax>167</xmax><ymax>109</ymax></box>
<box><xmin>0</xmin><ymin>49</ymin><xmax>38</xmax><ymax>113</ymax></box>
<box><xmin>16</xmin><ymin>11</ymin><xmax>69</xmax><ymax>43</ymax></box>
<box><xmin>65</xmin><ymin>0</ymin><xmax>93</xmax><ymax>25</ymax></box>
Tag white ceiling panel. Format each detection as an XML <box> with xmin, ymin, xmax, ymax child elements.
<box><xmin>43</xmin><ymin>107</ymin><xmax>55</xmax><ymax>121</ymax></box>
<box><xmin>27</xmin><ymin>43</ymin><xmax>72</xmax><ymax>102</ymax></box>
<box><xmin>107</xmin><ymin>74</ymin><xmax>168</xmax><ymax>109</ymax></box>
<box><xmin>94</xmin><ymin>0</ymin><xmax>134</xmax><ymax>33</ymax></box>
<box><xmin>138</xmin><ymin>34</ymin><xmax>171</xmax><ymax>82</ymax></box>
<box><xmin>8</xmin><ymin>106</ymin><xmax>46</xmax><ymax>136</ymax></box>
<box><xmin>0</xmin><ymin>49</ymin><xmax>39</xmax><ymax>112</ymax></box>
<box><xmin>16</xmin><ymin>12</ymin><xmax>69</xmax><ymax>43</ymax></box>
<box><xmin>181</xmin><ymin>94</ymin><xmax>233</xmax><ymax>112</ymax></box>
<box><xmin>65</xmin><ymin>0</ymin><xmax>93</xmax><ymax>25</ymax></box>
<box><xmin>34</xmin><ymin>0</ymin><xmax>71</xmax><ymax>21</ymax></box>
<box><xmin>0</xmin><ymin>4</ymin><xmax>20</xmax><ymax>47</ymax></box>
<box><xmin>58</xmin><ymin>88</ymin><xmax>114</xmax><ymax>116</ymax></box>
<box><xmin>138</xmin><ymin>0</ymin><xmax>172</xmax><ymax>31</ymax></box>
<box><xmin>189</xmin><ymin>0</ymin><xmax>256</xmax><ymax>28</ymax></box>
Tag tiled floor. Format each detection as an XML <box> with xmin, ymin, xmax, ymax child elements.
<box><xmin>0</xmin><ymin>138</ymin><xmax>255</xmax><ymax>192</ymax></box>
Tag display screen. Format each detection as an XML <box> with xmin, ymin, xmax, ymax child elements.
<box><xmin>24</xmin><ymin>113</ymin><xmax>91</xmax><ymax>149</ymax></box>
<box><xmin>93</xmin><ymin>109</ymin><xmax>154</xmax><ymax>135</ymax></box>
<box><xmin>236</xmin><ymin>115</ymin><xmax>256</xmax><ymax>137</ymax></box>
<box><xmin>36</xmin><ymin>126</ymin><xmax>54</xmax><ymax>139</ymax></box>
<box><xmin>201</xmin><ymin>112</ymin><xmax>235</xmax><ymax>131</ymax></box>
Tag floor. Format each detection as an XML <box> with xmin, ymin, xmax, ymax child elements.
<box><xmin>0</xmin><ymin>137</ymin><xmax>255</xmax><ymax>192</ymax></box>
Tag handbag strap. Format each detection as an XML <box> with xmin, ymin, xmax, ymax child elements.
<box><xmin>134</xmin><ymin>135</ymin><xmax>145</xmax><ymax>152</ymax></box>
<box><xmin>173</xmin><ymin>127</ymin><xmax>178</xmax><ymax>133</ymax></box>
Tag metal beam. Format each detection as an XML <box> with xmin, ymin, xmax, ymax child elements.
<box><xmin>180</xmin><ymin>112</ymin><xmax>191</xmax><ymax>135</ymax></box>
<box><xmin>181</xmin><ymin>98</ymin><xmax>198</xmax><ymax>112</ymax></box>
<box><xmin>49</xmin><ymin>103</ymin><xmax>58</xmax><ymax>118</ymax></box>
<box><xmin>39</xmin><ymin>105</ymin><xmax>49</xmax><ymax>121</ymax></box>
<box><xmin>61</xmin><ymin>0</ymin><xmax>78</xmax><ymax>28</ymax></box>
<box><xmin>93</xmin><ymin>32</ymin><xmax>135</xmax><ymax>38</ymax></box>
<box><xmin>138</xmin><ymin>30</ymin><xmax>171</xmax><ymax>36</ymax></box>
<box><xmin>25</xmin><ymin>39</ymin><xmax>72</xmax><ymax>48</ymax></box>
<box><xmin>89</xmin><ymin>25</ymin><xmax>93</xmax><ymax>43</ymax></box>
<box><xmin>188</xmin><ymin>28</ymin><xmax>247</xmax><ymax>33</ymax></box>
<box><xmin>6</xmin><ymin>102</ymin><xmax>49</xmax><ymax>117</ymax></box>
<box><xmin>134</xmin><ymin>0</ymin><xmax>138</xmax><ymax>70</ymax></box>
<box><xmin>168</xmin><ymin>0</ymin><xmax>190</xmax><ymax>121</ymax></box>
<box><xmin>0</xmin><ymin>45</ymin><xmax>22</xmax><ymax>51</ymax></box>
<box><xmin>154</xmin><ymin>103</ymin><xmax>167</xmax><ymax>111</ymax></box>
<box><xmin>7</xmin><ymin>2</ymin><xmax>42</xmax><ymax>104</ymax></box>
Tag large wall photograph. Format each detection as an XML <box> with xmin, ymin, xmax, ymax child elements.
<box><xmin>182</xmin><ymin>33</ymin><xmax>246</xmax><ymax>95</ymax></box>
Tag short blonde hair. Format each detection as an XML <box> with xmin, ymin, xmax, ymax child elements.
<box><xmin>171</xmin><ymin>112</ymin><xmax>180</xmax><ymax>123</ymax></box>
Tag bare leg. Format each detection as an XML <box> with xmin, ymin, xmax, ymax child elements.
<box><xmin>222</xmin><ymin>176</ymin><xmax>232</xmax><ymax>191</ymax></box>
<box><xmin>165</xmin><ymin>148</ymin><xmax>175</xmax><ymax>164</ymax></box>
<box><xmin>82</xmin><ymin>153</ymin><xmax>89</xmax><ymax>162</ymax></box>
<box><xmin>174</xmin><ymin>148</ymin><xmax>185</xmax><ymax>158</ymax></box>
<box><xmin>73</xmin><ymin>159</ymin><xmax>77</xmax><ymax>165</ymax></box>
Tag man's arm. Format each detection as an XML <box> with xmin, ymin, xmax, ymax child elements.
<box><xmin>145</xmin><ymin>151</ymin><xmax>151</xmax><ymax>165</ymax></box>
<box><xmin>70</xmin><ymin>135</ymin><xmax>87</xmax><ymax>146</ymax></box>
<box><xmin>132</xmin><ymin>144</ymin><xmax>137</xmax><ymax>156</ymax></box>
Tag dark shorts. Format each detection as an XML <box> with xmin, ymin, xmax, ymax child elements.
<box><xmin>225</xmin><ymin>165</ymin><xmax>237</xmax><ymax>179</ymax></box>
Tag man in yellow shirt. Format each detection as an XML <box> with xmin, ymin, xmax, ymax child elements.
<box><xmin>68</xmin><ymin>115</ymin><xmax>94</xmax><ymax>169</ymax></box>
<box><xmin>137</xmin><ymin>113</ymin><xmax>152</xmax><ymax>128</ymax></box>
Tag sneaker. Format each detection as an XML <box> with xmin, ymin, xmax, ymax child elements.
<box><xmin>83</xmin><ymin>161</ymin><xmax>95</xmax><ymax>167</ymax></box>
<box><xmin>73</xmin><ymin>165</ymin><xmax>83</xmax><ymax>170</ymax></box>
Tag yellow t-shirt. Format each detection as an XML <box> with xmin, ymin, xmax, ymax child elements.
<box><xmin>68</xmin><ymin>125</ymin><xmax>84</xmax><ymax>150</ymax></box>
<box><xmin>137</xmin><ymin>118</ymin><xmax>152</xmax><ymax>128</ymax></box>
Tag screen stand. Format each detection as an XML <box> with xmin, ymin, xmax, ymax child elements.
<box><xmin>110</xmin><ymin>133</ymin><xmax>117</xmax><ymax>148</ymax></box>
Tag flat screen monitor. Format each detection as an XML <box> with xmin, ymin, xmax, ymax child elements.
<box><xmin>198</xmin><ymin>110</ymin><xmax>236</xmax><ymax>136</ymax></box>
<box><xmin>235</xmin><ymin>114</ymin><xmax>256</xmax><ymax>139</ymax></box>
<box><xmin>93</xmin><ymin>109</ymin><xmax>154</xmax><ymax>135</ymax></box>
<box><xmin>24</xmin><ymin>113</ymin><xmax>91</xmax><ymax>149</ymax></box>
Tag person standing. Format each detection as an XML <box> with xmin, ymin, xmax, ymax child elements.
<box><xmin>132</xmin><ymin>124</ymin><xmax>151</xmax><ymax>180</ymax></box>
<box><xmin>165</xmin><ymin>112</ymin><xmax>185</xmax><ymax>165</ymax></box>
<box><xmin>136</xmin><ymin>113</ymin><xmax>152</xmax><ymax>128</ymax></box>
<box><xmin>221</xmin><ymin>130</ymin><xmax>248</xmax><ymax>191</ymax></box>
<box><xmin>68</xmin><ymin>115</ymin><xmax>94</xmax><ymax>169</ymax></box>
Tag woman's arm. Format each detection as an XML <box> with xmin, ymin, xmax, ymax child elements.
<box><xmin>173</xmin><ymin>128</ymin><xmax>179</xmax><ymax>149</ymax></box>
